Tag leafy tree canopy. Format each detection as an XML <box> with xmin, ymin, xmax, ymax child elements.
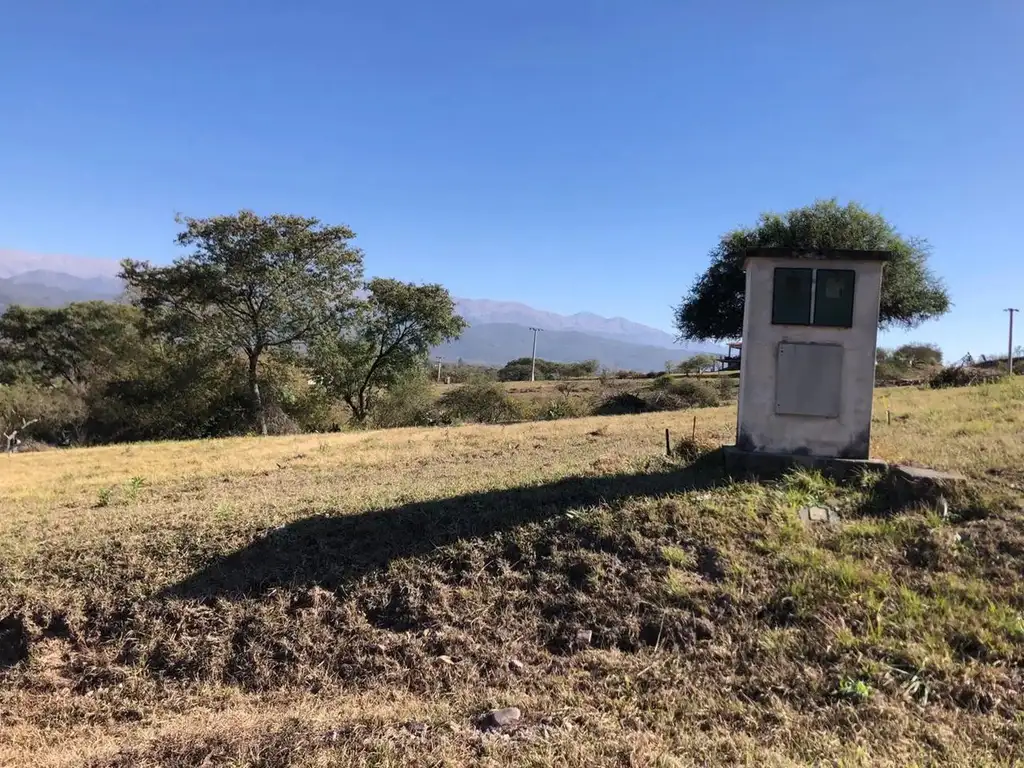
<box><xmin>674</xmin><ymin>199</ymin><xmax>951</xmax><ymax>342</ymax></box>
<box><xmin>0</xmin><ymin>301</ymin><xmax>144</xmax><ymax>388</ymax></box>
<box><xmin>676</xmin><ymin>352</ymin><xmax>718</xmax><ymax>376</ymax></box>
<box><xmin>121</xmin><ymin>210</ymin><xmax>364</xmax><ymax>434</ymax></box>
<box><xmin>308</xmin><ymin>278</ymin><xmax>466</xmax><ymax>423</ymax></box>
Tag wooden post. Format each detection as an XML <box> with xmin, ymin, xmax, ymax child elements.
<box><xmin>692</xmin><ymin>415</ymin><xmax>697</xmax><ymax>441</ymax></box>
<box><xmin>665</xmin><ymin>428</ymin><xmax>671</xmax><ymax>457</ymax></box>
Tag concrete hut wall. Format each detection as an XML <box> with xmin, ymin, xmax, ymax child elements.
<box><xmin>736</xmin><ymin>256</ymin><xmax>884</xmax><ymax>459</ymax></box>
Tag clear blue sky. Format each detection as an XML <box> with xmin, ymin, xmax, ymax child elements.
<box><xmin>2</xmin><ymin>1</ymin><xmax>1021</xmax><ymax>357</ymax></box>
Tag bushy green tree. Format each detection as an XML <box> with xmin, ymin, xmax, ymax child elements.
<box><xmin>121</xmin><ymin>211</ymin><xmax>364</xmax><ymax>434</ymax></box>
<box><xmin>674</xmin><ymin>199</ymin><xmax>951</xmax><ymax>342</ymax></box>
<box><xmin>0</xmin><ymin>301</ymin><xmax>145</xmax><ymax>388</ymax></box>
<box><xmin>893</xmin><ymin>343</ymin><xmax>943</xmax><ymax>368</ymax></box>
<box><xmin>676</xmin><ymin>353</ymin><xmax>718</xmax><ymax>376</ymax></box>
<box><xmin>308</xmin><ymin>278</ymin><xmax>465</xmax><ymax>423</ymax></box>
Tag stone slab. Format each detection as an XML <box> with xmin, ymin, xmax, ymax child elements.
<box><xmin>798</xmin><ymin>505</ymin><xmax>842</xmax><ymax>524</ymax></box>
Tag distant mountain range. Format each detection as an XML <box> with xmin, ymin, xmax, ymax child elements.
<box><xmin>434</xmin><ymin>323</ymin><xmax>709</xmax><ymax>372</ymax></box>
<box><xmin>0</xmin><ymin>270</ymin><xmax>124</xmax><ymax>313</ymax></box>
<box><xmin>453</xmin><ymin>297</ymin><xmax>680</xmax><ymax>349</ymax></box>
<box><xmin>0</xmin><ymin>252</ymin><xmax>720</xmax><ymax>370</ymax></box>
<box><xmin>0</xmin><ymin>249</ymin><xmax>121</xmax><ymax>279</ymax></box>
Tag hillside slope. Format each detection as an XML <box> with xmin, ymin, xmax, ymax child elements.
<box><xmin>2</xmin><ymin>383</ymin><xmax>1023</xmax><ymax>765</ymax></box>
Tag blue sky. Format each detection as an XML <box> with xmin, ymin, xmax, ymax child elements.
<box><xmin>1</xmin><ymin>1</ymin><xmax>1021</xmax><ymax>357</ymax></box>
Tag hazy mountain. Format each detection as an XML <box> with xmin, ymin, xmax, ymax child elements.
<box><xmin>433</xmin><ymin>323</ymin><xmax>709</xmax><ymax>372</ymax></box>
<box><xmin>454</xmin><ymin>297</ymin><xmax>687</xmax><ymax>349</ymax></box>
<box><xmin>6</xmin><ymin>269</ymin><xmax>123</xmax><ymax>295</ymax></box>
<box><xmin>0</xmin><ymin>249</ymin><xmax>120</xmax><ymax>279</ymax></box>
<box><xmin>0</xmin><ymin>252</ymin><xmax>125</xmax><ymax>311</ymax></box>
<box><xmin>0</xmin><ymin>270</ymin><xmax>124</xmax><ymax>312</ymax></box>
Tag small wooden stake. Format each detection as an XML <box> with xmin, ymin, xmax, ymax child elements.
<box><xmin>692</xmin><ymin>415</ymin><xmax>697</xmax><ymax>441</ymax></box>
<box><xmin>887</xmin><ymin>409</ymin><xmax>891</xmax><ymax>425</ymax></box>
<box><xmin>665</xmin><ymin>428</ymin><xmax>671</xmax><ymax>456</ymax></box>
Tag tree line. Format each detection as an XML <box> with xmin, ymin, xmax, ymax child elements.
<box><xmin>0</xmin><ymin>211</ymin><xmax>466</xmax><ymax>444</ymax></box>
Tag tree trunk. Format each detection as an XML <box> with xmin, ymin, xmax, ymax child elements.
<box><xmin>344</xmin><ymin>393</ymin><xmax>367</xmax><ymax>424</ymax></box>
<box><xmin>248</xmin><ymin>352</ymin><xmax>267</xmax><ymax>436</ymax></box>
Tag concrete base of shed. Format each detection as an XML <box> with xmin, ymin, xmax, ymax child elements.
<box><xmin>722</xmin><ymin>445</ymin><xmax>888</xmax><ymax>481</ymax></box>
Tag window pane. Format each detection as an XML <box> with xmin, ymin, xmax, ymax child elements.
<box><xmin>813</xmin><ymin>269</ymin><xmax>856</xmax><ymax>327</ymax></box>
<box><xmin>772</xmin><ymin>268</ymin><xmax>812</xmax><ymax>325</ymax></box>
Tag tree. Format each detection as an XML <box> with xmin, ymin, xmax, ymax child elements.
<box><xmin>893</xmin><ymin>343</ymin><xmax>943</xmax><ymax>369</ymax></box>
<box><xmin>499</xmin><ymin>358</ymin><xmax>546</xmax><ymax>381</ymax></box>
<box><xmin>677</xmin><ymin>352</ymin><xmax>718</xmax><ymax>376</ymax></box>
<box><xmin>673</xmin><ymin>199</ymin><xmax>951</xmax><ymax>342</ymax></box>
<box><xmin>308</xmin><ymin>278</ymin><xmax>466</xmax><ymax>423</ymax></box>
<box><xmin>121</xmin><ymin>211</ymin><xmax>363</xmax><ymax>434</ymax></box>
<box><xmin>0</xmin><ymin>301</ymin><xmax>145</xmax><ymax>389</ymax></box>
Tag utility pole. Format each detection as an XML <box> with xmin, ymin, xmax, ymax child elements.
<box><xmin>1006</xmin><ymin>309</ymin><xmax>1019</xmax><ymax>375</ymax></box>
<box><xmin>529</xmin><ymin>327</ymin><xmax>543</xmax><ymax>382</ymax></box>
<box><xmin>436</xmin><ymin>358</ymin><xmax>443</xmax><ymax>383</ymax></box>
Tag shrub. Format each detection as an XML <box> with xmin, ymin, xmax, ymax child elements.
<box><xmin>437</xmin><ymin>380</ymin><xmax>524</xmax><ymax>424</ymax></box>
<box><xmin>875</xmin><ymin>358</ymin><xmax>909</xmax><ymax>384</ymax></box>
<box><xmin>260</xmin><ymin>358</ymin><xmax>335</xmax><ymax>434</ymax></box>
<box><xmin>715</xmin><ymin>375</ymin><xmax>738</xmax><ymax>402</ymax></box>
<box><xmin>644</xmin><ymin>390</ymin><xmax>687</xmax><ymax>411</ymax></box>
<box><xmin>673</xmin><ymin>435</ymin><xmax>718</xmax><ymax>462</ymax></box>
<box><xmin>542</xmin><ymin>396</ymin><xmax>589</xmax><ymax>421</ymax></box>
<box><xmin>89</xmin><ymin>355</ymin><xmax>252</xmax><ymax>442</ymax></box>
<box><xmin>929</xmin><ymin>366</ymin><xmax>1001</xmax><ymax>389</ymax></box>
<box><xmin>372</xmin><ymin>374</ymin><xmax>443</xmax><ymax>429</ymax></box>
<box><xmin>594</xmin><ymin>392</ymin><xmax>650</xmax><ymax>416</ymax></box>
<box><xmin>652</xmin><ymin>374</ymin><xmax>676</xmax><ymax>391</ymax></box>
<box><xmin>647</xmin><ymin>376</ymin><xmax>720</xmax><ymax>409</ymax></box>
<box><xmin>0</xmin><ymin>383</ymin><xmax>87</xmax><ymax>447</ymax></box>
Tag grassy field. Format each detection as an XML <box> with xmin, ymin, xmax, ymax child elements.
<box><xmin>2</xmin><ymin>380</ymin><xmax>1023</xmax><ymax>766</ymax></box>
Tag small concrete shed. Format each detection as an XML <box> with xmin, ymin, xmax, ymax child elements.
<box><xmin>734</xmin><ymin>247</ymin><xmax>891</xmax><ymax>460</ymax></box>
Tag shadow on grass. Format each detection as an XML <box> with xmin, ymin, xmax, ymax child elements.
<box><xmin>165</xmin><ymin>450</ymin><xmax>730</xmax><ymax>601</ymax></box>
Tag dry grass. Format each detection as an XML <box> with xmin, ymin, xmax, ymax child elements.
<box><xmin>2</xmin><ymin>380</ymin><xmax>1024</xmax><ymax>766</ymax></box>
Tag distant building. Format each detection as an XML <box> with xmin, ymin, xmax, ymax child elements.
<box><xmin>718</xmin><ymin>341</ymin><xmax>741</xmax><ymax>371</ymax></box>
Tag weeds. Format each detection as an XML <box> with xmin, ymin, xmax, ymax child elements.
<box><xmin>838</xmin><ymin>677</ymin><xmax>873</xmax><ymax>701</ymax></box>
<box><xmin>661</xmin><ymin>545</ymin><xmax>695</xmax><ymax>568</ymax></box>
<box><xmin>124</xmin><ymin>475</ymin><xmax>146</xmax><ymax>501</ymax></box>
<box><xmin>96</xmin><ymin>486</ymin><xmax>113</xmax><ymax>507</ymax></box>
